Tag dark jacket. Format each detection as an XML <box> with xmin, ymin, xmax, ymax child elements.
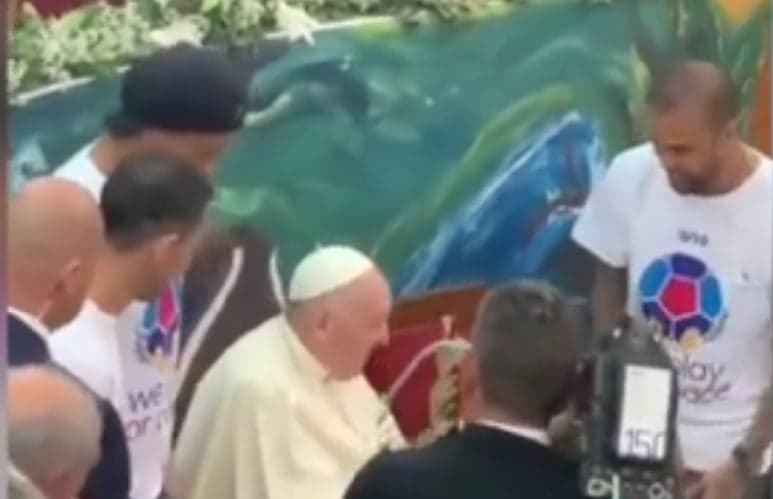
<box><xmin>8</xmin><ymin>312</ymin><xmax>49</xmax><ymax>366</ymax></box>
<box><xmin>8</xmin><ymin>310</ymin><xmax>132</xmax><ymax>499</ymax></box>
<box><xmin>345</xmin><ymin>424</ymin><xmax>587</xmax><ymax>499</ymax></box>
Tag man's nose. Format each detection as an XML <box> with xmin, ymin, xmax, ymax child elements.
<box><xmin>658</xmin><ymin>152</ymin><xmax>678</xmax><ymax>173</ymax></box>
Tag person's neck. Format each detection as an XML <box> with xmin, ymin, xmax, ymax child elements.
<box><xmin>7</xmin><ymin>280</ymin><xmax>52</xmax><ymax>329</ymax></box>
<box><xmin>707</xmin><ymin>141</ymin><xmax>758</xmax><ymax>195</ymax></box>
<box><xmin>88</xmin><ymin>255</ymin><xmax>138</xmax><ymax>316</ymax></box>
<box><xmin>89</xmin><ymin>135</ymin><xmax>128</xmax><ymax>177</ymax></box>
<box><xmin>475</xmin><ymin>404</ymin><xmax>547</xmax><ymax>433</ymax></box>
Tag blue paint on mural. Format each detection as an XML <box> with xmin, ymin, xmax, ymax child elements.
<box><xmin>396</xmin><ymin>112</ymin><xmax>605</xmax><ymax>296</ymax></box>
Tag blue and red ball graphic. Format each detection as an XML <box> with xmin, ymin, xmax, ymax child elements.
<box><xmin>637</xmin><ymin>252</ymin><xmax>726</xmax><ymax>351</ymax></box>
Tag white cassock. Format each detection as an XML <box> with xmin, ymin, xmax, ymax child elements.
<box><xmin>172</xmin><ymin>314</ymin><xmax>405</xmax><ymax>499</ymax></box>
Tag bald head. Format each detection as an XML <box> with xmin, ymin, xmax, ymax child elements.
<box><xmin>8</xmin><ymin>178</ymin><xmax>103</xmax><ymax>328</ymax></box>
<box><xmin>648</xmin><ymin>60</ymin><xmax>739</xmax><ymax>127</ymax></box>
<box><xmin>8</xmin><ymin>365</ymin><xmax>101</xmax><ymax>499</ymax></box>
<box><xmin>286</xmin><ymin>246</ymin><xmax>392</xmax><ymax>379</ymax></box>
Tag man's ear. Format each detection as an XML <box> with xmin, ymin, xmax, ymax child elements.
<box><xmin>317</xmin><ymin>306</ymin><xmax>333</xmax><ymax>339</ymax></box>
<box><xmin>723</xmin><ymin>118</ymin><xmax>740</xmax><ymax>139</ymax></box>
<box><xmin>54</xmin><ymin>259</ymin><xmax>84</xmax><ymax>296</ymax></box>
<box><xmin>149</xmin><ymin>233</ymin><xmax>181</xmax><ymax>264</ymax></box>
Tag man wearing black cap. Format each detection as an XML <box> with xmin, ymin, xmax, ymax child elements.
<box><xmin>53</xmin><ymin>44</ymin><xmax>248</xmax><ymax>499</ymax></box>
<box><xmin>55</xmin><ymin>42</ymin><xmax>248</xmax><ymax>198</ymax></box>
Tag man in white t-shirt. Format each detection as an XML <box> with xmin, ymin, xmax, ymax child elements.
<box><xmin>572</xmin><ymin>61</ymin><xmax>772</xmax><ymax>499</ymax></box>
<box><xmin>55</xmin><ymin>43</ymin><xmax>248</xmax><ymax>199</ymax></box>
<box><xmin>52</xmin><ymin>152</ymin><xmax>213</xmax><ymax>499</ymax></box>
<box><xmin>53</xmin><ymin>44</ymin><xmax>247</xmax><ymax>499</ymax></box>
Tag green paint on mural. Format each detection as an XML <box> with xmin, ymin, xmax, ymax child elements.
<box><xmin>9</xmin><ymin>0</ymin><xmax>770</xmax><ymax>281</ymax></box>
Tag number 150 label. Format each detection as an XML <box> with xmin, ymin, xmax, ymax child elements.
<box><xmin>617</xmin><ymin>428</ymin><xmax>667</xmax><ymax>460</ymax></box>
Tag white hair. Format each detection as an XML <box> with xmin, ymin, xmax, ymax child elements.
<box><xmin>8</xmin><ymin>367</ymin><xmax>102</xmax><ymax>490</ymax></box>
<box><xmin>8</xmin><ymin>464</ymin><xmax>45</xmax><ymax>499</ymax></box>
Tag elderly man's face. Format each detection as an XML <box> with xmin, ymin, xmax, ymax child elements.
<box><xmin>323</xmin><ymin>269</ymin><xmax>392</xmax><ymax>380</ymax></box>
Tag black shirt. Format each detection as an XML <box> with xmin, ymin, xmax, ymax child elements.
<box><xmin>345</xmin><ymin>424</ymin><xmax>588</xmax><ymax>499</ymax></box>
<box><xmin>8</xmin><ymin>310</ymin><xmax>132</xmax><ymax>499</ymax></box>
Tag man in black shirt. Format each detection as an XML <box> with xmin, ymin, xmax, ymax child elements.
<box><xmin>345</xmin><ymin>280</ymin><xmax>587</xmax><ymax>499</ymax></box>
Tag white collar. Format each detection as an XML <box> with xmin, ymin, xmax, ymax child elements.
<box><xmin>475</xmin><ymin>419</ymin><xmax>550</xmax><ymax>447</ymax></box>
<box><xmin>8</xmin><ymin>307</ymin><xmax>50</xmax><ymax>342</ymax></box>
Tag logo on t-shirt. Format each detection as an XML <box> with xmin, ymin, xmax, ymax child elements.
<box><xmin>638</xmin><ymin>252</ymin><xmax>727</xmax><ymax>353</ymax></box>
<box><xmin>135</xmin><ymin>281</ymin><xmax>181</xmax><ymax>373</ymax></box>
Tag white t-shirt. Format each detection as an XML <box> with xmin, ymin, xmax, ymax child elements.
<box><xmin>572</xmin><ymin>142</ymin><xmax>773</xmax><ymax>471</ymax></box>
<box><xmin>55</xmin><ymin>146</ymin><xmax>182</xmax><ymax>499</ymax></box>
<box><xmin>55</xmin><ymin>143</ymin><xmax>105</xmax><ymax>200</ymax></box>
<box><xmin>51</xmin><ymin>300</ymin><xmax>125</xmax><ymax>411</ymax></box>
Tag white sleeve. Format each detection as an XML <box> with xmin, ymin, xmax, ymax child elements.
<box><xmin>572</xmin><ymin>150</ymin><xmax>645</xmax><ymax>268</ymax></box>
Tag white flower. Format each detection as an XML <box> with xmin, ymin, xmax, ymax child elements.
<box><xmin>275</xmin><ymin>1</ymin><xmax>320</xmax><ymax>46</ymax></box>
<box><xmin>147</xmin><ymin>18</ymin><xmax>205</xmax><ymax>48</ymax></box>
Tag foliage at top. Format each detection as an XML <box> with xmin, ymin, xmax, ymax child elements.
<box><xmin>9</xmin><ymin>0</ymin><xmax>513</xmax><ymax>97</ymax></box>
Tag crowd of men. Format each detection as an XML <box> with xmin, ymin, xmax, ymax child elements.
<box><xmin>6</xmin><ymin>42</ymin><xmax>773</xmax><ymax>499</ymax></box>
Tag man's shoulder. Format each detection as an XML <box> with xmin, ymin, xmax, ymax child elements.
<box><xmin>357</xmin><ymin>431</ymin><xmax>463</xmax><ymax>476</ymax></box>
<box><xmin>51</xmin><ymin>332</ymin><xmax>117</xmax><ymax>399</ymax></box>
<box><xmin>605</xmin><ymin>142</ymin><xmax>658</xmax><ymax>182</ymax></box>
<box><xmin>345</xmin><ymin>444</ymin><xmax>436</xmax><ymax>498</ymax></box>
<box><xmin>754</xmin><ymin>151</ymin><xmax>773</xmax><ymax>185</ymax></box>
<box><xmin>213</xmin><ymin>317</ymin><xmax>294</xmax><ymax>393</ymax></box>
<box><xmin>51</xmin><ymin>311</ymin><xmax>113</xmax><ymax>357</ymax></box>
<box><xmin>53</xmin><ymin>143</ymin><xmax>105</xmax><ymax>200</ymax></box>
<box><xmin>587</xmin><ymin>142</ymin><xmax>660</xmax><ymax>210</ymax></box>
<box><xmin>348</xmin><ymin>430</ymin><xmax>590</xmax><ymax>499</ymax></box>
<box><xmin>7</xmin><ymin>316</ymin><xmax>50</xmax><ymax>366</ymax></box>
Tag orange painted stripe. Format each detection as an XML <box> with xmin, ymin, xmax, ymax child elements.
<box><xmin>719</xmin><ymin>0</ymin><xmax>764</xmax><ymax>25</ymax></box>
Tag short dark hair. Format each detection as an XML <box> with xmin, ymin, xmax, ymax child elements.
<box><xmin>100</xmin><ymin>152</ymin><xmax>213</xmax><ymax>250</ymax></box>
<box><xmin>104</xmin><ymin>112</ymin><xmax>144</xmax><ymax>139</ymax></box>
<box><xmin>473</xmin><ymin>280</ymin><xmax>582</xmax><ymax>424</ymax></box>
<box><xmin>647</xmin><ymin>60</ymin><xmax>739</xmax><ymax>127</ymax></box>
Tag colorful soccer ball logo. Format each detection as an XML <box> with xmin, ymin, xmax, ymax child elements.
<box><xmin>638</xmin><ymin>252</ymin><xmax>726</xmax><ymax>353</ymax></box>
<box><xmin>135</xmin><ymin>282</ymin><xmax>180</xmax><ymax>373</ymax></box>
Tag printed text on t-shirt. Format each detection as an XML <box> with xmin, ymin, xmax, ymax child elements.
<box><xmin>124</xmin><ymin>383</ymin><xmax>172</xmax><ymax>440</ymax></box>
<box><xmin>672</xmin><ymin>356</ymin><xmax>730</xmax><ymax>404</ymax></box>
<box><xmin>677</xmin><ymin>229</ymin><xmax>709</xmax><ymax>247</ymax></box>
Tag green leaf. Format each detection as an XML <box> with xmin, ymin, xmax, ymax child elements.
<box><xmin>723</xmin><ymin>3</ymin><xmax>770</xmax><ymax>134</ymax></box>
<box><xmin>678</xmin><ymin>0</ymin><xmax>728</xmax><ymax>62</ymax></box>
<box><xmin>201</xmin><ymin>0</ymin><xmax>226</xmax><ymax>14</ymax></box>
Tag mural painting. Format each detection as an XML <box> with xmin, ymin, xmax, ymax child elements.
<box><xmin>8</xmin><ymin>0</ymin><xmax>771</xmax><ymax>435</ymax></box>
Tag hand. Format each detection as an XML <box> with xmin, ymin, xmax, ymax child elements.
<box><xmin>547</xmin><ymin>408</ymin><xmax>583</xmax><ymax>459</ymax></box>
<box><xmin>547</xmin><ymin>407</ymin><xmax>577</xmax><ymax>442</ymax></box>
<box><xmin>684</xmin><ymin>460</ymin><xmax>747</xmax><ymax>499</ymax></box>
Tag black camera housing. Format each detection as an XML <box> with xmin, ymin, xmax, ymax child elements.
<box><xmin>577</xmin><ymin>318</ymin><xmax>681</xmax><ymax>499</ymax></box>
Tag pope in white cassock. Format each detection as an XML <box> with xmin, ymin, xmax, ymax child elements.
<box><xmin>171</xmin><ymin>245</ymin><xmax>405</xmax><ymax>499</ymax></box>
